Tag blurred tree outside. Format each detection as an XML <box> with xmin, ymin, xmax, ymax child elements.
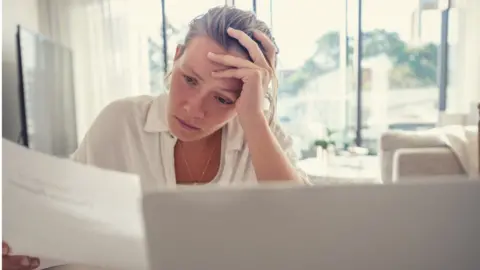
<box><xmin>279</xmin><ymin>29</ymin><xmax>438</xmax><ymax>95</ymax></box>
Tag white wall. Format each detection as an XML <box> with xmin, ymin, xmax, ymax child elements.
<box><xmin>448</xmin><ymin>0</ymin><xmax>480</xmax><ymax>113</ymax></box>
<box><xmin>2</xmin><ymin>0</ymin><xmax>39</xmax><ymax>141</ymax></box>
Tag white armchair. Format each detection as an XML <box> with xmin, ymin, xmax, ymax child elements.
<box><xmin>379</xmin><ymin>102</ymin><xmax>480</xmax><ymax>183</ymax></box>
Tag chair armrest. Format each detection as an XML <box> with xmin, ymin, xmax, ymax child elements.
<box><xmin>392</xmin><ymin>147</ymin><xmax>464</xmax><ymax>183</ymax></box>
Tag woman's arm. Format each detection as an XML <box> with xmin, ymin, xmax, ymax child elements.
<box><xmin>240</xmin><ymin>114</ymin><xmax>309</xmax><ymax>184</ymax></box>
<box><xmin>207</xmin><ymin>28</ymin><xmax>309</xmax><ymax>184</ymax></box>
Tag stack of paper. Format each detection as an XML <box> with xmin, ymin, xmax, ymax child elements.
<box><xmin>2</xmin><ymin>139</ymin><xmax>147</xmax><ymax>269</ymax></box>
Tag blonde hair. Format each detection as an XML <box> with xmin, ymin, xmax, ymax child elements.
<box><xmin>170</xmin><ymin>5</ymin><xmax>279</xmax><ymax>124</ymax></box>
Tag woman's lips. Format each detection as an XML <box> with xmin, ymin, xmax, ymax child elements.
<box><xmin>175</xmin><ymin>116</ymin><xmax>201</xmax><ymax>131</ymax></box>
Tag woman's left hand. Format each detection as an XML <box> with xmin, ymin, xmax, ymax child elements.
<box><xmin>207</xmin><ymin>27</ymin><xmax>276</xmax><ymax>121</ymax></box>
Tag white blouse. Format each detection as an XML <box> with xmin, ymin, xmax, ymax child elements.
<box><xmin>71</xmin><ymin>94</ymin><xmax>308</xmax><ymax>192</ymax></box>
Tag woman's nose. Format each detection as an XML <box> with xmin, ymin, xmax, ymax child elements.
<box><xmin>183</xmin><ymin>94</ymin><xmax>205</xmax><ymax>119</ymax></box>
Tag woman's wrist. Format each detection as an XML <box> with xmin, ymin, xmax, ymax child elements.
<box><xmin>237</xmin><ymin>112</ymin><xmax>269</xmax><ymax>136</ymax></box>
<box><xmin>237</xmin><ymin>111</ymin><xmax>301</xmax><ymax>182</ymax></box>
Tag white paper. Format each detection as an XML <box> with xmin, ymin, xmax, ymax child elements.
<box><xmin>2</xmin><ymin>139</ymin><xmax>148</xmax><ymax>270</ymax></box>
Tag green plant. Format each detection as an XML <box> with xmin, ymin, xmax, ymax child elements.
<box><xmin>313</xmin><ymin>139</ymin><xmax>336</xmax><ymax>150</ymax></box>
<box><xmin>314</xmin><ymin>128</ymin><xmax>337</xmax><ymax>150</ymax></box>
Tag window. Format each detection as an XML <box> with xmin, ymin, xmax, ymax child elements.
<box><xmin>148</xmin><ymin>38</ymin><xmax>165</xmax><ymax>94</ymax></box>
<box><xmin>272</xmin><ymin>0</ymin><xmax>348</xmax><ymax>159</ymax></box>
<box><xmin>143</xmin><ymin>0</ymin><xmax>165</xmax><ymax>93</ymax></box>
<box><xmin>361</xmin><ymin>0</ymin><xmax>441</xmax><ymax>152</ymax></box>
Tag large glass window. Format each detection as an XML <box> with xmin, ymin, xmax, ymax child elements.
<box><xmin>148</xmin><ymin>38</ymin><xmax>165</xmax><ymax>94</ymax></box>
<box><xmin>271</xmin><ymin>0</ymin><xmax>348</xmax><ymax>159</ymax></box>
<box><xmin>361</xmin><ymin>0</ymin><xmax>441</xmax><ymax>152</ymax></box>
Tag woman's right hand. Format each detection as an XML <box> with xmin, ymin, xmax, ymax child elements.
<box><xmin>3</xmin><ymin>241</ymin><xmax>40</xmax><ymax>270</ymax></box>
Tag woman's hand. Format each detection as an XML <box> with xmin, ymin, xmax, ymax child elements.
<box><xmin>3</xmin><ymin>241</ymin><xmax>40</xmax><ymax>270</ymax></box>
<box><xmin>207</xmin><ymin>27</ymin><xmax>277</xmax><ymax>122</ymax></box>
<box><xmin>207</xmin><ymin>28</ymin><xmax>303</xmax><ymax>182</ymax></box>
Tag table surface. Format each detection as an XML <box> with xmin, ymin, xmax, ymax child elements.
<box><xmin>298</xmin><ymin>156</ymin><xmax>381</xmax><ymax>184</ymax></box>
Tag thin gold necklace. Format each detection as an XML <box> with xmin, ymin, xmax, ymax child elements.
<box><xmin>181</xmin><ymin>141</ymin><xmax>218</xmax><ymax>185</ymax></box>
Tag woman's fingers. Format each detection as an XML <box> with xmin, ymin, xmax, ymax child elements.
<box><xmin>3</xmin><ymin>243</ymin><xmax>40</xmax><ymax>270</ymax></box>
<box><xmin>212</xmin><ymin>68</ymin><xmax>259</xmax><ymax>80</ymax></box>
<box><xmin>212</xmin><ymin>68</ymin><xmax>269</xmax><ymax>87</ymax></box>
<box><xmin>227</xmin><ymin>28</ymin><xmax>270</xmax><ymax>69</ymax></box>
<box><xmin>3</xmin><ymin>241</ymin><xmax>11</xmax><ymax>256</ymax></box>
<box><xmin>207</xmin><ymin>52</ymin><xmax>257</xmax><ymax>69</ymax></box>
<box><xmin>3</xmin><ymin>255</ymin><xmax>40</xmax><ymax>270</ymax></box>
<box><xmin>253</xmin><ymin>30</ymin><xmax>277</xmax><ymax>67</ymax></box>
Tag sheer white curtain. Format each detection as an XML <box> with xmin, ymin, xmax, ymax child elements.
<box><xmin>448</xmin><ymin>0</ymin><xmax>480</xmax><ymax>113</ymax></box>
<box><xmin>38</xmin><ymin>0</ymin><xmax>155</xmax><ymax>142</ymax></box>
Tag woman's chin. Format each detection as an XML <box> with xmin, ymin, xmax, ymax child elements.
<box><xmin>169</xmin><ymin>126</ymin><xmax>205</xmax><ymax>142</ymax></box>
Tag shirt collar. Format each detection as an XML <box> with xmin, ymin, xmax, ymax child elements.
<box><xmin>143</xmin><ymin>93</ymin><xmax>244</xmax><ymax>151</ymax></box>
<box><xmin>143</xmin><ymin>94</ymin><xmax>170</xmax><ymax>133</ymax></box>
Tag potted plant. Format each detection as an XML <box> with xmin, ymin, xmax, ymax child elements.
<box><xmin>313</xmin><ymin>139</ymin><xmax>336</xmax><ymax>156</ymax></box>
<box><xmin>313</xmin><ymin>128</ymin><xmax>337</xmax><ymax>164</ymax></box>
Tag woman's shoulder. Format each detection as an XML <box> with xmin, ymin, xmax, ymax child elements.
<box><xmin>72</xmin><ymin>94</ymin><xmax>168</xmax><ymax>164</ymax></box>
<box><xmin>101</xmin><ymin>95</ymin><xmax>159</xmax><ymax>117</ymax></box>
<box><xmin>97</xmin><ymin>94</ymin><xmax>167</xmax><ymax>125</ymax></box>
<box><xmin>80</xmin><ymin>94</ymin><xmax>166</xmax><ymax>140</ymax></box>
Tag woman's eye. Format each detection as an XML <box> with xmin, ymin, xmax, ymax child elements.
<box><xmin>183</xmin><ymin>75</ymin><xmax>197</xmax><ymax>86</ymax></box>
<box><xmin>216</xmin><ymin>96</ymin><xmax>234</xmax><ymax>105</ymax></box>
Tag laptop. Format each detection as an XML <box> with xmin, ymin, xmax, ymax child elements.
<box><xmin>142</xmin><ymin>181</ymin><xmax>480</xmax><ymax>270</ymax></box>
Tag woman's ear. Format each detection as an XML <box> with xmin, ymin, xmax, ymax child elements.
<box><xmin>174</xmin><ymin>45</ymin><xmax>185</xmax><ymax>61</ymax></box>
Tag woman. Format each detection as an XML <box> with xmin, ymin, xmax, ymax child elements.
<box><xmin>3</xmin><ymin>5</ymin><xmax>309</xmax><ymax>269</ymax></box>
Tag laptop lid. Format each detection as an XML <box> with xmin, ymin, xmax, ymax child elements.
<box><xmin>142</xmin><ymin>181</ymin><xmax>480</xmax><ymax>270</ymax></box>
